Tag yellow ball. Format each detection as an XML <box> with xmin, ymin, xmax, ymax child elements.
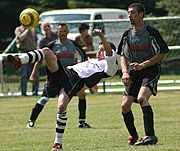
<box><xmin>19</xmin><ymin>8</ymin><xmax>39</xmax><ymax>28</ymax></box>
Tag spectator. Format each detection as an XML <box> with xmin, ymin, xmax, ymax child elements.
<box><xmin>14</xmin><ymin>25</ymin><xmax>39</xmax><ymax>96</ymax></box>
<box><xmin>75</xmin><ymin>23</ymin><xmax>98</xmax><ymax>94</ymax></box>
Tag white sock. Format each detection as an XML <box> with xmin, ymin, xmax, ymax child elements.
<box><xmin>19</xmin><ymin>49</ymin><xmax>45</xmax><ymax>64</ymax></box>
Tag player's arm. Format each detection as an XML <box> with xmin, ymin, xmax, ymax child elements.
<box><xmin>18</xmin><ymin>28</ymin><xmax>31</xmax><ymax>42</ymax></box>
<box><xmin>121</xmin><ymin>56</ymin><xmax>132</xmax><ymax>87</ymax></box>
<box><xmin>93</xmin><ymin>29</ymin><xmax>112</xmax><ymax>56</ymax></box>
<box><xmin>130</xmin><ymin>53</ymin><xmax>165</xmax><ymax>71</ymax></box>
<box><xmin>29</xmin><ymin>61</ymin><xmax>43</xmax><ymax>85</ymax></box>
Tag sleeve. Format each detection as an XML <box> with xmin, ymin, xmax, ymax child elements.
<box><xmin>117</xmin><ymin>28</ymin><xmax>132</xmax><ymax>55</ymax></box>
<box><xmin>147</xmin><ymin>25</ymin><xmax>169</xmax><ymax>54</ymax></box>
<box><xmin>70</xmin><ymin>40</ymin><xmax>87</xmax><ymax>61</ymax></box>
<box><xmin>105</xmin><ymin>50</ymin><xmax>118</xmax><ymax>76</ymax></box>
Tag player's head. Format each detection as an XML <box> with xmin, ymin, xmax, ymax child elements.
<box><xmin>128</xmin><ymin>3</ymin><xmax>145</xmax><ymax>24</ymax></box>
<box><xmin>96</xmin><ymin>41</ymin><xmax>116</xmax><ymax>60</ymax></box>
<box><xmin>56</xmin><ymin>23</ymin><xmax>69</xmax><ymax>40</ymax></box>
<box><xmin>42</xmin><ymin>21</ymin><xmax>51</xmax><ymax>33</ymax></box>
<box><xmin>79</xmin><ymin>23</ymin><xmax>89</xmax><ymax>33</ymax></box>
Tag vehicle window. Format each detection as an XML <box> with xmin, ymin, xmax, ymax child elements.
<box><xmin>93</xmin><ymin>14</ymin><xmax>105</xmax><ymax>34</ymax></box>
<box><xmin>40</xmin><ymin>14</ymin><xmax>90</xmax><ymax>22</ymax></box>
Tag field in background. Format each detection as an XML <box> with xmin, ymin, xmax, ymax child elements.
<box><xmin>0</xmin><ymin>91</ymin><xmax>179</xmax><ymax>150</ymax></box>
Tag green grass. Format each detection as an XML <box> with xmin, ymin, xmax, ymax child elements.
<box><xmin>0</xmin><ymin>91</ymin><xmax>180</xmax><ymax>151</ymax></box>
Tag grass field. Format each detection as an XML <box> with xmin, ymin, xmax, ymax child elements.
<box><xmin>0</xmin><ymin>91</ymin><xmax>180</xmax><ymax>151</ymax></box>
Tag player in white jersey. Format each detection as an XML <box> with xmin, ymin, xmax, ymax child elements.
<box><xmin>7</xmin><ymin>29</ymin><xmax>118</xmax><ymax>150</ymax></box>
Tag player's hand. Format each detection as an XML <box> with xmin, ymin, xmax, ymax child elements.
<box><xmin>130</xmin><ymin>62</ymin><xmax>143</xmax><ymax>71</ymax></box>
<box><xmin>93</xmin><ymin>29</ymin><xmax>103</xmax><ymax>36</ymax></box>
<box><xmin>122</xmin><ymin>72</ymin><xmax>132</xmax><ymax>87</ymax></box>
<box><xmin>29</xmin><ymin>74</ymin><xmax>36</xmax><ymax>85</ymax></box>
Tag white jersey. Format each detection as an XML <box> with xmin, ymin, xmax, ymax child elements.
<box><xmin>67</xmin><ymin>50</ymin><xmax>118</xmax><ymax>88</ymax></box>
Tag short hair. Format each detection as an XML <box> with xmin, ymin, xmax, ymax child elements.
<box><xmin>99</xmin><ymin>41</ymin><xmax>116</xmax><ymax>51</ymax></box>
<box><xmin>79</xmin><ymin>23</ymin><xmax>89</xmax><ymax>33</ymax></box>
<box><xmin>57</xmin><ymin>23</ymin><xmax>68</xmax><ymax>28</ymax></box>
<box><xmin>128</xmin><ymin>3</ymin><xmax>146</xmax><ymax>18</ymax></box>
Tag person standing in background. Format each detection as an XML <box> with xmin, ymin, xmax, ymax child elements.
<box><xmin>75</xmin><ymin>23</ymin><xmax>98</xmax><ymax>94</ymax></box>
<box><xmin>15</xmin><ymin>25</ymin><xmax>39</xmax><ymax>96</ymax></box>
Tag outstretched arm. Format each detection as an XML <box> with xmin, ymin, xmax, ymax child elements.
<box><xmin>93</xmin><ymin>29</ymin><xmax>112</xmax><ymax>56</ymax></box>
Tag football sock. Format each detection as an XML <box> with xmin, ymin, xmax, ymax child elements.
<box><xmin>55</xmin><ymin>111</ymin><xmax>68</xmax><ymax>145</ymax></box>
<box><xmin>29</xmin><ymin>103</ymin><xmax>44</xmax><ymax>122</ymax></box>
<box><xmin>142</xmin><ymin>106</ymin><xmax>155</xmax><ymax>136</ymax></box>
<box><xmin>78</xmin><ymin>99</ymin><xmax>86</xmax><ymax>122</ymax></box>
<box><xmin>122</xmin><ymin>110</ymin><xmax>138</xmax><ymax>136</ymax></box>
<box><xmin>19</xmin><ymin>49</ymin><xmax>44</xmax><ymax>64</ymax></box>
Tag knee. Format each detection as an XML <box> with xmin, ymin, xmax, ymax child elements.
<box><xmin>121</xmin><ymin>102</ymin><xmax>131</xmax><ymax>114</ymax></box>
<box><xmin>42</xmin><ymin>47</ymin><xmax>51</xmax><ymax>55</ymax></box>
<box><xmin>137</xmin><ymin>96</ymin><xmax>149</xmax><ymax>107</ymax></box>
<box><xmin>77</xmin><ymin>90</ymin><xmax>86</xmax><ymax>99</ymax></box>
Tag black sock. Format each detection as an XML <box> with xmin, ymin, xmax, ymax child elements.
<box><xmin>29</xmin><ymin>103</ymin><xmax>44</xmax><ymax>122</ymax></box>
<box><xmin>122</xmin><ymin>110</ymin><xmax>137</xmax><ymax>136</ymax></box>
<box><xmin>78</xmin><ymin>99</ymin><xmax>86</xmax><ymax>122</ymax></box>
<box><xmin>142</xmin><ymin>106</ymin><xmax>155</xmax><ymax>136</ymax></box>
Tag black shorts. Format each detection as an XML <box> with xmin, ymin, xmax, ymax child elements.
<box><xmin>124</xmin><ymin>65</ymin><xmax>161</xmax><ymax>98</ymax></box>
<box><xmin>42</xmin><ymin>59</ymin><xmax>84</xmax><ymax>100</ymax></box>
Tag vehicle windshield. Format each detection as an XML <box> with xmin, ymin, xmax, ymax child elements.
<box><xmin>40</xmin><ymin>14</ymin><xmax>90</xmax><ymax>22</ymax></box>
<box><xmin>40</xmin><ymin>14</ymin><xmax>91</xmax><ymax>33</ymax></box>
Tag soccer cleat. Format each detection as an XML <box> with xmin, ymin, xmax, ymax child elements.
<box><xmin>135</xmin><ymin>135</ymin><xmax>158</xmax><ymax>146</ymax></box>
<box><xmin>126</xmin><ymin>135</ymin><xmax>138</xmax><ymax>145</ymax></box>
<box><xmin>52</xmin><ymin>143</ymin><xmax>63</xmax><ymax>150</ymax></box>
<box><xmin>26</xmin><ymin>121</ymin><xmax>34</xmax><ymax>128</ymax></box>
<box><xmin>79</xmin><ymin>122</ymin><xmax>92</xmax><ymax>128</ymax></box>
<box><xmin>7</xmin><ymin>55</ymin><xmax>22</xmax><ymax>69</ymax></box>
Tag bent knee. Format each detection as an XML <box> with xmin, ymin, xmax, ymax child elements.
<box><xmin>121</xmin><ymin>101</ymin><xmax>131</xmax><ymax>113</ymax></box>
<box><xmin>77</xmin><ymin>90</ymin><xmax>86</xmax><ymax>98</ymax></box>
<box><xmin>137</xmin><ymin>96</ymin><xmax>149</xmax><ymax>107</ymax></box>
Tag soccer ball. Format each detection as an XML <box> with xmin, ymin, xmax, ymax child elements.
<box><xmin>19</xmin><ymin>8</ymin><xmax>39</xmax><ymax>28</ymax></box>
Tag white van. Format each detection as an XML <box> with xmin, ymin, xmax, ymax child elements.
<box><xmin>38</xmin><ymin>8</ymin><xmax>129</xmax><ymax>49</ymax></box>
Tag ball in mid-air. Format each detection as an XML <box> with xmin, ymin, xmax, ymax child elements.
<box><xmin>19</xmin><ymin>8</ymin><xmax>39</xmax><ymax>28</ymax></box>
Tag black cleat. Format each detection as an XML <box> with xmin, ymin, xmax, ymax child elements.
<box><xmin>79</xmin><ymin>122</ymin><xmax>92</xmax><ymax>128</ymax></box>
<box><xmin>126</xmin><ymin>135</ymin><xmax>138</xmax><ymax>145</ymax></box>
<box><xmin>135</xmin><ymin>135</ymin><xmax>158</xmax><ymax>146</ymax></box>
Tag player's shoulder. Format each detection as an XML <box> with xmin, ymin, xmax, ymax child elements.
<box><xmin>146</xmin><ymin>25</ymin><xmax>160</xmax><ymax>35</ymax></box>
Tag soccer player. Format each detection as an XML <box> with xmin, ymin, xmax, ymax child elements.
<box><xmin>7</xmin><ymin>29</ymin><xmax>118</xmax><ymax>150</ymax></box>
<box><xmin>117</xmin><ymin>3</ymin><xmax>169</xmax><ymax>146</ymax></box>
<box><xmin>26</xmin><ymin>23</ymin><xmax>92</xmax><ymax>129</ymax></box>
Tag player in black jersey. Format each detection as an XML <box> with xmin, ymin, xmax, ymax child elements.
<box><xmin>7</xmin><ymin>29</ymin><xmax>118</xmax><ymax>150</ymax></box>
<box><xmin>117</xmin><ymin>3</ymin><xmax>169</xmax><ymax>146</ymax></box>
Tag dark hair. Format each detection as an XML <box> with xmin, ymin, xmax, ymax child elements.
<box><xmin>79</xmin><ymin>23</ymin><xmax>89</xmax><ymax>33</ymax></box>
<box><xmin>99</xmin><ymin>41</ymin><xmax>116</xmax><ymax>51</ymax></box>
<box><xmin>128</xmin><ymin>3</ymin><xmax>146</xmax><ymax>18</ymax></box>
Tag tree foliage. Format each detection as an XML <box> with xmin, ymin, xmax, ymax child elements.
<box><xmin>0</xmin><ymin>0</ymin><xmax>179</xmax><ymax>51</ymax></box>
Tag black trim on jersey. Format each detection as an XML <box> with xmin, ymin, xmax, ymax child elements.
<box><xmin>146</xmin><ymin>25</ymin><xmax>169</xmax><ymax>54</ymax></box>
<box><xmin>117</xmin><ymin>27</ymin><xmax>133</xmax><ymax>55</ymax></box>
<box><xmin>117</xmin><ymin>25</ymin><xmax>169</xmax><ymax>55</ymax></box>
<box><xmin>69</xmin><ymin>39</ymin><xmax>88</xmax><ymax>61</ymax></box>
